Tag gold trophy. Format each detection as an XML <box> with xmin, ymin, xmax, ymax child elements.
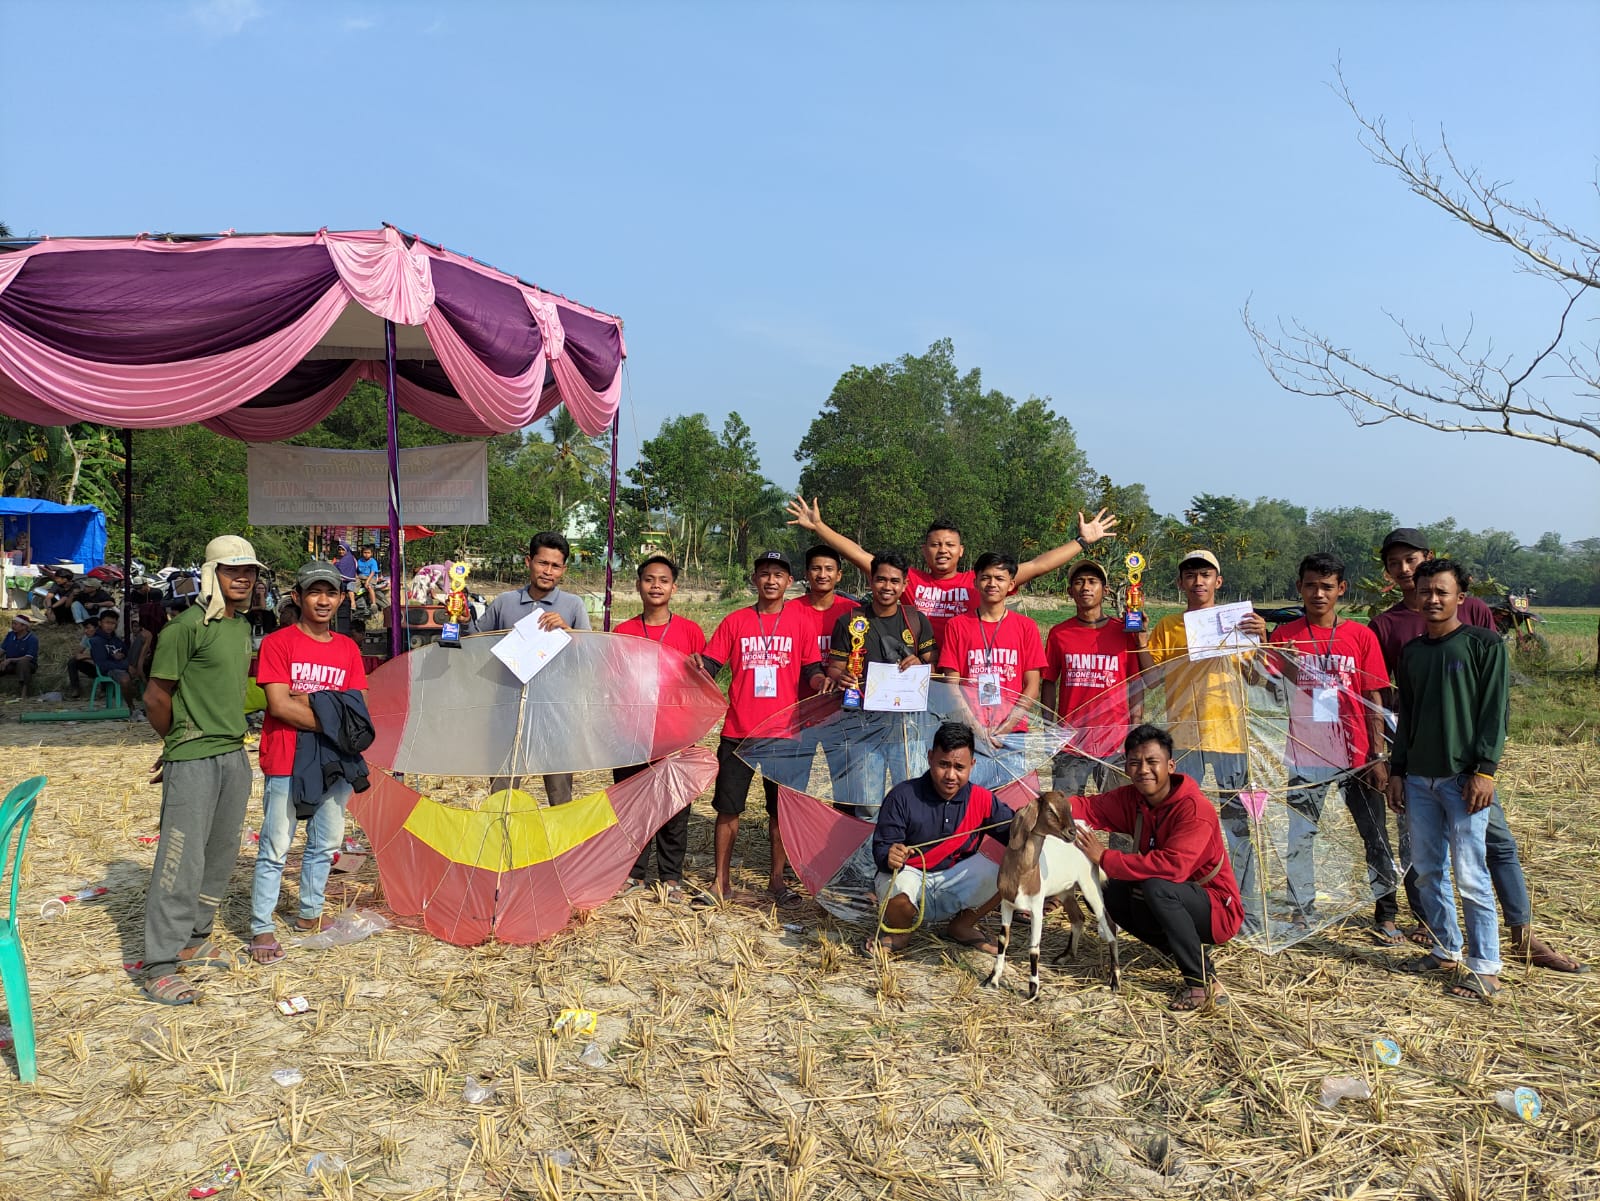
<box><xmin>842</xmin><ymin>614</ymin><xmax>868</xmax><ymax>709</ymax></box>
<box><xmin>440</xmin><ymin>562</ymin><xmax>471</xmax><ymax>647</ymax></box>
<box><xmin>1123</xmin><ymin>552</ymin><xmax>1147</xmax><ymax>633</ymax></box>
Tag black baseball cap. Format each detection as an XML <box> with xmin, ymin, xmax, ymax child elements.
<box><xmin>753</xmin><ymin>550</ymin><xmax>793</xmax><ymax>574</ymax></box>
<box><xmin>1381</xmin><ymin>528</ymin><xmax>1429</xmax><ymax>556</ymax></box>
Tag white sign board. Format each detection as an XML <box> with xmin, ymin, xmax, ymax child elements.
<box><xmin>247</xmin><ymin>442</ymin><xmax>488</xmax><ymax>526</ymax></box>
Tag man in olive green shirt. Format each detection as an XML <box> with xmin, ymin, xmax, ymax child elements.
<box><xmin>140</xmin><ymin>536</ymin><xmax>263</xmax><ymax>1005</ymax></box>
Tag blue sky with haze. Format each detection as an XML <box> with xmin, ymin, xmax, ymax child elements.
<box><xmin>4</xmin><ymin>0</ymin><xmax>1596</xmax><ymax>543</ymax></box>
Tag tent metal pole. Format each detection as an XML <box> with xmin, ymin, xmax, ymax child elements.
<box><xmin>383</xmin><ymin>321</ymin><xmax>405</xmax><ymax>659</ymax></box>
<box><xmin>121</xmin><ymin>428</ymin><xmax>133</xmax><ymax>634</ymax></box>
<box><xmin>602</xmin><ymin>410</ymin><xmax>619</xmax><ymax>631</ymax></box>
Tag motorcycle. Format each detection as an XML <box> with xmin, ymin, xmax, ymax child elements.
<box><xmin>1489</xmin><ymin>589</ymin><xmax>1549</xmax><ymax>665</ymax></box>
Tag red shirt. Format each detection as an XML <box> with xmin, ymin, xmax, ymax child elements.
<box><xmin>1269</xmin><ymin>617</ymin><xmax>1388</xmax><ymax>768</ymax></box>
<box><xmin>704</xmin><ymin>605</ymin><xmax>822</xmax><ymax>739</ymax></box>
<box><xmin>1370</xmin><ymin>594</ymin><xmax>1496</xmax><ymax>680</ymax></box>
<box><xmin>785</xmin><ymin>593</ymin><xmax>858</xmax><ymax>692</ymax></box>
<box><xmin>1043</xmin><ymin>616</ymin><xmax>1141</xmax><ymax>758</ymax></box>
<box><xmin>906</xmin><ymin>567</ymin><xmax>978</xmax><ymax>641</ymax></box>
<box><xmin>937</xmin><ymin>610</ymin><xmax>1047</xmax><ymax>732</ymax></box>
<box><xmin>1070</xmin><ymin>777</ymin><xmax>1244</xmax><ymax>944</ymax></box>
<box><xmin>256</xmin><ymin>624</ymin><xmax>370</xmax><ymax>776</ymax></box>
<box><xmin>613</xmin><ymin>613</ymin><xmax>707</xmax><ymax>657</ymax></box>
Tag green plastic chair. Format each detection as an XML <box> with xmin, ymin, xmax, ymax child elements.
<box><xmin>0</xmin><ymin>776</ymin><xmax>45</xmax><ymax>1084</ymax></box>
<box><xmin>88</xmin><ymin>667</ymin><xmax>124</xmax><ymax>712</ymax></box>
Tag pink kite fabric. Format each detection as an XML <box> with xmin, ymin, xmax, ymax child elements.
<box><xmin>0</xmin><ymin>229</ymin><xmax>624</xmax><ymax>437</ymax></box>
<box><xmin>776</xmin><ymin>785</ymin><xmax>875</xmax><ymax>898</ymax></box>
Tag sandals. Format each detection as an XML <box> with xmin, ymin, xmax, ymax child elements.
<box><xmin>249</xmin><ymin>937</ymin><xmax>286</xmax><ymax>966</ymax></box>
<box><xmin>767</xmin><ymin>887</ymin><xmax>804</xmax><ymax>911</ymax></box>
<box><xmin>177</xmin><ymin>938</ymin><xmax>234</xmax><ymax>973</ymax></box>
<box><xmin>1511</xmin><ymin>936</ymin><xmax>1590</xmax><ymax>974</ymax></box>
<box><xmin>941</xmin><ymin>930</ymin><xmax>998</xmax><ymax>955</ymax></box>
<box><xmin>1395</xmin><ymin>953</ymin><xmax>1456</xmax><ymax>975</ymax></box>
<box><xmin>1444</xmin><ymin>970</ymin><xmax>1501</xmax><ymax>1004</ymax></box>
<box><xmin>861</xmin><ymin>934</ymin><xmax>909</xmax><ymax>956</ymax></box>
<box><xmin>1370</xmin><ymin>925</ymin><xmax>1408</xmax><ymax>947</ymax></box>
<box><xmin>1168</xmin><ymin>984</ymin><xmax>1228</xmax><ymax>1012</ymax></box>
<box><xmin>142</xmin><ymin>973</ymin><xmax>197</xmax><ymax>1006</ymax></box>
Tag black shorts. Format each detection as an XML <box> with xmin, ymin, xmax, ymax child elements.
<box><xmin>711</xmin><ymin>736</ymin><xmax>781</xmax><ymax>819</ymax></box>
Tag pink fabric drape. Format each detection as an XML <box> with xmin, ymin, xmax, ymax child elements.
<box><xmin>200</xmin><ymin>360</ymin><xmax>368</xmax><ymax>440</ymax></box>
<box><xmin>323</xmin><ymin>228</ymin><xmax>434</xmax><ymax>326</ymax></box>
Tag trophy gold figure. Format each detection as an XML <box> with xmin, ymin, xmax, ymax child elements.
<box><xmin>1123</xmin><ymin>552</ymin><xmax>1147</xmax><ymax>633</ymax></box>
<box><xmin>841</xmin><ymin>614</ymin><xmax>869</xmax><ymax>709</ymax></box>
<box><xmin>440</xmin><ymin>561</ymin><xmax>471</xmax><ymax>647</ymax></box>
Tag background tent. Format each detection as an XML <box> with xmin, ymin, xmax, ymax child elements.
<box><xmin>0</xmin><ymin>227</ymin><xmax>625</xmax><ymax>651</ymax></box>
<box><xmin>0</xmin><ymin>497</ymin><xmax>106</xmax><ymax>568</ymax></box>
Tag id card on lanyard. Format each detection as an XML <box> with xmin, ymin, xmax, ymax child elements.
<box><xmin>1307</xmin><ymin>619</ymin><xmax>1340</xmax><ymax>723</ymax></box>
<box><xmin>977</xmin><ymin>614</ymin><xmax>1005</xmax><ymax>707</ymax></box>
<box><xmin>752</xmin><ymin>608</ymin><xmax>781</xmax><ymax>698</ymax></box>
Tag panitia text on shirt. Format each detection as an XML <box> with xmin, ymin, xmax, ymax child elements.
<box><xmin>915</xmin><ymin>582</ymin><xmax>970</xmax><ymax>617</ymax></box>
<box><xmin>290</xmin><ymin>661</ymin><xmax>349</xmax><ymax>693</ymax></box>
<box><xmin>740</xmin><ymin>634</ymin><xmax>795</xmax><ymax>663</ymax></box>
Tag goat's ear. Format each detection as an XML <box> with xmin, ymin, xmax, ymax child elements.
<box><xmin>1008</xmin><ymin>801</ymin><xmax>1039</xmax><ymax>850</ymax></box>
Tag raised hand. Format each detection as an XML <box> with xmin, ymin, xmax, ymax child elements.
<box><xmin>785</xmin><ymin>495</ymin><xmax>822</xmax><ymax>531</ymax></box>
<box><xmin>1077</xmin><ymin>508</ymin><xmax>1119</xmax><ymax>545</ymax></box>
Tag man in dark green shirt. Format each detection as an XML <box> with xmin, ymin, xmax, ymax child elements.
<box><xmin>140</xmin><ymin>535</ymin><xmax>262</xmax><ymax>1005</ymax></box>
<box><xmin>1387</xmin><ymin>560</ymin><xmax>1508</xmax><ymax>1003</ymax></box>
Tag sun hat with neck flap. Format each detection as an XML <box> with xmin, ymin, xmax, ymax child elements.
<box><xmin>199</xmin><ymin>535</ymin><xmax>264</xmax><ymax>624</ymax></box>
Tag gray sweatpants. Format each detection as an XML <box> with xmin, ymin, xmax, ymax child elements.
<box><xmin>143</xmin><ymin>748</ymin><xmax>252</xmax><ymax>979</ymax></box>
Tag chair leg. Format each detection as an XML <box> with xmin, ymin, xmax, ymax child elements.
<box><xmin>0</xmin><ymin>945</ymin><xmax>37</xmax><ymax>1083</ymax></box>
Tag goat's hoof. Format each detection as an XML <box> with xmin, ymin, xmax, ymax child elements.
<box><xmin>1026</xmin><ymin>985</ymin><xmax>1040</xmax><ymax>1002</ymax></box>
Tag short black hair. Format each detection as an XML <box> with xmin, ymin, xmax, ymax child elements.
<box><xmin>528</xmin><ymin>531</ymin><xmax>571</xmax><ymax>562</ymax></box>
<box><xmin>924</xmin><ymin>520</ymin><xmax>962</xmax><ymax>540</ymax></box>
<box><xmin>1414</xmin><ymin>558</ymin><xmax>1470</xmax><ymax>591</ymax></box>
<box><xmin>973</xmin><ymin>551</ymin><xmax>1019</xmax><ymax>577</ymax></box>
<box><xmin>636</xmin><ymin>554</ymin><xmax>679</xmax><ymax>581</ymax></box>
<box><xmin>804</xmin><ymin>544</ymin><xmax>842</xmax><ymax>569</ymax></box>
<box><xmin>1297</xmin><ymin>552</ymin><xmax>1346</xmax><ymax>583</ymax></box>
<box><xmin>870</xmin><ymin>550</ymin><xmax>909</xmax><ymax>578</ymax></box>
<box><xmin>1123</xmin><ymin>723</ymin><xmax>1175</xmax><ymax>761</ymax></box>
<box><xmin>930</xmin><ymin>721</ymin><xmax>977</xmax><ymax>756</ymax></box>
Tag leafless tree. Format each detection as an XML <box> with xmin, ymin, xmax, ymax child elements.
<box><xmin>1245</xmin><ymin>70</ymin><xmax>1600</xmax><ymax>469</ymax></box>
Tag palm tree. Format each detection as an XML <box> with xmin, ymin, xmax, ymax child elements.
<box><xmin>524</xmin><ymin>409</ymin><xmax>609</xmax><ymax>529</ymax></box>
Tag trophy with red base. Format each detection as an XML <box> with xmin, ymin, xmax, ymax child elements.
<box><xmin>1123</xmin><ymin>552</ymin><xmax>1147</xmax><ymax>633</ymax></box>
<box><xmin>841</xmin><ymin>615</ymin><xmax>869</xmax><ymax>710</ymax></box>
<box><xmin>440</xmin><ymin>562</ymin><xmax>470</xmax><ymax>648</ymax></box>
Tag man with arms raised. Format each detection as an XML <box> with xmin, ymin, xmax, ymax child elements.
<box><xmin>141</xmin><ymin>536</ymin><xmax>264</xmax><ymax>1005</ymax></box>
<box><xmin>614</xmin><ymin>555</ymin><xmax>707</xmax><ymax>902</ymax></box>
<box><xmin>826</xmin><ymin>551</ymin><xmax>937</xmax><ymax>817</ymax></box>
<box><xmin>786</xmin><ymin>498</ymin><xmax>1117</xmax><ymax>642</ymax></box>
<box><xmin>469</xmin><ymin>531</ymin><xmax>590</xmax><ymax>805</ymax></box>
<box><xmin>1070</xmin><ymin>724</ymin><xmax>1243</xmax><ymax>1011</ymax></box>
<box><xmin>248</xmin><ymin>562</ymin><xmax>370</xmax><ymax>964</ymax></box>
<box><xmin>1370</xmin><ymin>528</ymin><xmax>1581</xmax><ymax>972</ymax></box>
<box><xmin>870</xmin><ymin>721</ymin><xmax>1016</xmax><ymax>954</ymax></box>
<box><xmin>1387</xmin><ymin>560</ymin><xmax>1509</xmax><ymax>1003</ymax></box>
<box><xmin>1041</xmin><ymin>559</ymin><xmax>1143</xmax><ymax>795</ymax></box>
<box><xmin>935</xmin><ymin>552</ymin><xmax>1048</xmax><ymax>789</ymax></box>
<box><xmin>695</xmin><ymin>551</ymin><xmax>821</xmax><ymax>907</ymax></box>
<box><xmin>1140</xmin><ymin>549</ymin><xmax>1268</xmax><ymax>934</ymax></box>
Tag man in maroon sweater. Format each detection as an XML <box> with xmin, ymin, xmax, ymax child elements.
<box><xmin>1069</xmin><ymin>723</ymin><xmax>1244</xmax><ymax>1012</ymax></box>
<box><xmin>1370</xmin><ymin>528</ymin><xmax>1584</xmax><ymax>973</ymax></box>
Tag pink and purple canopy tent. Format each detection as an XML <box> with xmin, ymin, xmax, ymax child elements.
<box><xmin>0</xmin><ymin>226</ymin><xmax>626</xmax><ymax>652</ymax></box>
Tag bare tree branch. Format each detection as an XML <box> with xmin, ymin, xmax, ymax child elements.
<box><xmin>1245</xmin><ymin>73</ymin><xmax>1599</xmax><ymax>470</ymax></box>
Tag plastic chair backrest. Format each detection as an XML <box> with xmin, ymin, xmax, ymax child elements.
<box><xmin>0</xmin><ymin>777</ymin><xmax>45</xmax><ymax>929</ymax></box>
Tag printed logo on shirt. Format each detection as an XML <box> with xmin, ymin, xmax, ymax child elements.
<box><xmin>290</xmin><ymin>662</ymin><xmax>349</xmax><ymax>693</ymax></box>
<box><xmin>914</xmin><ymin>583</ymin><xmax>970</xmax><ymax>617</ymax></box>
<box><xmin>1058</xmin><ymin>652</ymin><xmax>1125</xmax><ymax>687</ymax></box>
<box><xmin>739</xmin><ymin>635</ymin><xmax>794</xmax><ymax>664</ymax></box>
<box><xmin>965</xmin><ymin>647</ymin><xmax>1019</xmax><ymax>672</ymax></box>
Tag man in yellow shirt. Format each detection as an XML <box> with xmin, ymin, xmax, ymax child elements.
<box><xmin>1142</xmin><ymin>549</ymin><xmax>1268</xmax><ymax>934</ymax></box>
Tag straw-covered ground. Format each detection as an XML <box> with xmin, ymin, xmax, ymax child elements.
<box><xmin>1</xmin><ymin>710</ymin><xmax>1596</xmax><ymax>1201</ymax></box>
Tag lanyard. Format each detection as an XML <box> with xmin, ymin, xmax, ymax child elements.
<box><xmin>978</xmin><ymin>612</ymin><xmax>1005</xmax><ymax>669</ymax></box>
<box><xmin>1306</xmin><ymin>617</ymin><xmax>1338</xmax><ymax>666</ymax></box>
<box><xmin>641</xmin><ymin>614</ymin><xmax>673</xmax><ymax>644</ymax></box>
<box><xmin>754</xmin><ymin>606</ymin><xmax>780</xmax><ymax>653</ymax></box>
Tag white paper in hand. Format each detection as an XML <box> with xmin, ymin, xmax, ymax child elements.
<box><xmin>864</xmin><ymin>662</ymin><xmax>931</xmax><ymax>712</ymax></box>
<box><xmin>1183</xmin><ymin>602</ymin><xmax>1260</xmax><ymax>661</ymax></box>
<box><xmin>491</xmin><ymin>613</ymin><xmax>573</xmax><ymax>683</ymax></box>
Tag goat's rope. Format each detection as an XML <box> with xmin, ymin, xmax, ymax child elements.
<box><xmin>874</xmin><ymin>818</ymin><xmax>1013</xmax><ymax>936</ymax></box>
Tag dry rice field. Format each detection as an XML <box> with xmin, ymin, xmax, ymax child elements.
<box><xmin>0</xmin><ymin>715</ymin><xmax>1597</xmax><ymax>1200</ymax></box>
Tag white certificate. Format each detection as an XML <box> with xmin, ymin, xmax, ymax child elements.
<box><xmin>1183</xmin><ymin>602</ymin><xmax>1260</xmax><ymax>661</ymax></box>
<box><xmin>863</xmin><ymin>661</ymin><xmax>931</xmax><ymax>712</ymax></box>
<box><xmin>490</xmin><ymin>614</ymin><xmax>573</xmax><ymax>683</ymax></box>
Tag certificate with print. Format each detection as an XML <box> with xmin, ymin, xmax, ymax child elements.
<box><xmin>1183</xmin><ymin>602</ymin><xmax>1260</xmax><ymax>661</ymax></box>
<box><xmin>491</xmin><ymin>614</ymin><xmax>573</xmax><ymax>683</ymax></box>
<box><xmin>864</xmin><ymin>662</ymin><xmax>931</xmax><ymax>712</ymax></box>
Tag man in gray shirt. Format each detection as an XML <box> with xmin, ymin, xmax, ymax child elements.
<box><xmin>469</xmin><ymin>531</ymin><xmax>590</xmax><ymax>804</ymax></box>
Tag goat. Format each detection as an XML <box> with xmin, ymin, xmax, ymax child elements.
<box><xmin>985</xmin><ymin>790</ymin><xmax>1120</xmax><ymax>999</ymax></box>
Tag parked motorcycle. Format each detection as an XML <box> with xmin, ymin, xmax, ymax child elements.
<box><xmin>1489</xmin><ymin>589</ymin><xmax>1549</xmax><ymax>665</ymax></box>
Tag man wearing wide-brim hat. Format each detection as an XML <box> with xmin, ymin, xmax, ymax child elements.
<box><xmin>140</xmin><ymin>535</ymin><xmax>264</xmax><ymax>1005</ymax></box>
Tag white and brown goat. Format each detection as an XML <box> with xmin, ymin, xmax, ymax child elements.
<box><xmin>985</xmin><ymin>790</ymin><xmax>1120</xmax><ymax>999</ymax></box>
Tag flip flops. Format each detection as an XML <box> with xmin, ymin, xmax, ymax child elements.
<box><xmin>1371</xmin><ymin>925</ymin><xmax>1408</xmax><ymax>947</ymax></box>
<box><xmin>767</xmin><ymin>887</ymin><xmax>804</xmax><ymax>911</ymax></box>
<box><xmin>1396</xmin><ymin>953</ymin><xmax>1456</xmax><ymax>975</ymax></box>
<box><xmin>1444</xmin><ymin>969</ymin><xmax>1501</xmax><ymax>1004</ymax></box>
<box><xmin>248</xmin><ymin>937</ymin><xmax>286</xmax><ymax>966</ymax></box>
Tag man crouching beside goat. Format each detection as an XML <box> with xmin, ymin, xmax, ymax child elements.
<box><xmin>1066</xmin><ymin>723</ymin><xmax>1245</xmax><ymax>1012</ymax></box>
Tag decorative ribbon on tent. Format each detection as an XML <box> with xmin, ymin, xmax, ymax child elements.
<box><xmin>0</xmin><ymin>228</ymin><xmax>625</xmax><ymax>438</ymax></box>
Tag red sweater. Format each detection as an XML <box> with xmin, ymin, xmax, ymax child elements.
<box><xmin>1069</xmin><ymin>775</ymin><xmax>1244</xmax><ymax>943</ymax></box>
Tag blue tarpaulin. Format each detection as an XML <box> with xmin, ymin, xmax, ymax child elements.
<box><xmin>1</xmin><ymin>497</ymin><xmax>107</xmax><ymax>569</ymax></box>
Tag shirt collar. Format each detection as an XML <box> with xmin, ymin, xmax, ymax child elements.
<box><xmin>917</xmin><ymin>772</ymin><xmax>971</xmax><ymax>807</ymax></box>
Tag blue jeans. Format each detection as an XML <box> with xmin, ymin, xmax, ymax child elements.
<box><xmin>1405</xmin><ymin>774</ymin><xmax>1501</xmax><ymax>975</ymax></box>
<box><xmin>250</xmin><ymin>775</ymin><xmax>352</xmax><ymax>937</ymax></box>
<box><xmin>1400</xmin><ymin>797</ymin><xmax>1530</xmax><ymax>929</ymax></box>
<box><xmin>972</xmin><ymin>732</ymin><xmax>1027</xmax><ymax>794</ymax></box>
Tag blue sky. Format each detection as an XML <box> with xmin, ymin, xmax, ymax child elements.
<box><xmin>4</xmin><ymin>0</ymin><xmax>1597</xmax><ymax>543</ymax></box>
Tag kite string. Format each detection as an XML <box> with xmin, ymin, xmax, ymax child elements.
<box><xmin>874</xmin><ymin>818</ymin><xmax>1012</xmax><ymax>937</ymax></box>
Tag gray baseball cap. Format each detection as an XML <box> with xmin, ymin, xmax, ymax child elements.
<box><xmin>295</xmin><ymin>561</ymin><xmax>344</xmax><ymax>590</ymax></box>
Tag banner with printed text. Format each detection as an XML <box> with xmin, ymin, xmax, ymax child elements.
<box><xmin>247</xmin><ymin>443</ymin><xmax>488</xmax><ymax>526</ymax></box>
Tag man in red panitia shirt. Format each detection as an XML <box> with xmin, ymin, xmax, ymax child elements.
<box><xmin>695</xmin><ymin>551</ymin><xmax>822</xmax><ymax>908</ymax></box>
<box><xmin>785</xmin><ymin>496</ymin><xmax>1117</xmax><ymax>642</ymax></box>
<box><xmin>1041</xmin><ymin>559</ymin><xmax>1143</xmax><ymax>796</ymax></box>
<box><xmin>1070</xmin><ymin>724</ymin><xmax>1244</xmax><ymax>1012</ymax></box>
<box><xmin>613</xmin><ymin>555</ymin><xmax>707</xmax><ymax>902</ymax></box>
<box><xmin>249</xmin><ymin>562</ymin><xmax>369</xmax><ymax>965</ymax></box>
<box><xmin>787</xmin><ymin>545</ymin><xmax>861</xmax><ymax>807</ymax></box>
<box><xmin>936</xmin><ymin>552</ymin><xmax>1048</xmax><ymax>791</ymax></box>
<box><xmin>1268</xmin><ymin>553</ymin><xmax>1400</xmax><ymax>943</ymax></box>
<box><xmin>1369</xmin><ymin>528</ymin><xmax>1583</xmax><ymax>972</ymax></box>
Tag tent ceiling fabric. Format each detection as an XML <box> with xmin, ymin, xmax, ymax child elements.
<box><xmin>0</xmin><ymin>227</ymin><xmax>624</xmax><ymax>438</ymax></box>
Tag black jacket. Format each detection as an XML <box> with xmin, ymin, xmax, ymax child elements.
<box><xmin>291</xmin><ymin>690</ymin><xmax>375</xmax><ymax>816</ymax></box>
